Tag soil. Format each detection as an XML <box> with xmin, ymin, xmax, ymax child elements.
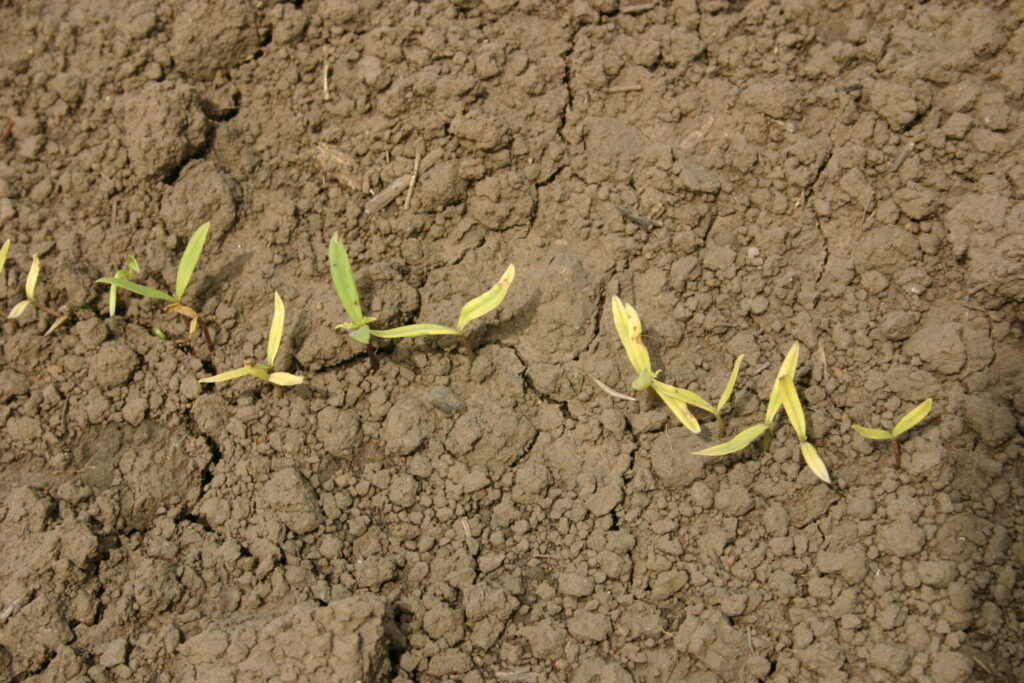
<box><xmin>1</xmin><ymin>0</ymin><xmax>1022</xmax><ymax>681</ymax></box>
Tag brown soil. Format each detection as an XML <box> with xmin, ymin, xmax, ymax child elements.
<box><xmin>1</xmin><ymin>0</ymin><xmax>1022</xmax><ymax>681</ymax></box>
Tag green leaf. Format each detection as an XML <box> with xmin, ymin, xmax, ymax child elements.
<box><xmin>25</xmin><ymin>254</ymin><xmax>40</xmax><ymax>300</ymax></box>
<box><xmin>892</xmin><ymin>398</ymin><xmax>933</xmax><ymax>438</ymax></box>
<box><xmin>456</xmin><ymin>264</ymin><xmax>515</xmax><ymax>333</ymax></box>
<box><xmin>766</xmin><ymin>342</ymin><xmax>800</xmax><ymax>425</ymax></box>
<box><xmin>125</xmin><ymin>255</ymin><xmax>140</xmax><ymax>274</ymax></box>
<box><xmin>800</xmin><ymin>441</ymin><xmax>831</xmax><ymax>484</ymax></box>
<box><xmin>267</xmin><ymin>292</ymin><xmax>285</xmax><ymax>366</ymax></box>
<box><xmin>370</xmin><ymin>323</ymin><xmax>458</xmax><ymax>339</ymax></box>
<box><xmin>852</xmin><ymin>424</ymin><xmax>892</xmax><ymax>440</ymax></box>
<box><xmin>269</xmin><ymin>372</ymin><xmax>304</xmax><ymax>386</ymax></box>
<box><xmin>653</xmin><ymin>381</ymin><xmax>701</xmax><ymax>433</ymax></box>
<box><xmin>652</xmin><ymin>379</ymin><xmax>715</xmax><ymax>414</ymax></box>
<box><xmin>175</xmin><ymin>222</ymin><xmax>209</xmax><ymax>301</ymax></box>
<box><xmin>96</xmin><ymin>277</ymin><xmax>175</xmax><ymax>302</ymax></box>
<box><xmin>350</xmin><ymin>324</ymin><xmax>371</xmax><ymax>344</ymax></box>
<box><xmin>200</xmin><ymin>366</ymin><xmax>256</xmax><ymax>383</ymax></box>
<box><xmin>328</xmin><ymin>233</ymin><xmax>366</xmax><ymax>326</ymax></box>
<box><xmin>778</xmin><ymin>375</ymin><xmax>807</xmax><ymax>441</ymax></box>
<box><xmin>716</xmin><ymin>354</ymin><xmax>744</xmax><ymax>414</ymax></box>
<box><xmin>693</xmin><ymin>423</ymin><xmax>769</xmax><ymax>457</ymax></box>
<box><xmin>0</xmin><ymin>238</ymin><xmax>9</xmax><ymax>275</ymax></box>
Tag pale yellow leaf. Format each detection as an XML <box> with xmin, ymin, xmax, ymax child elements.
<box><xmin>693</xmin><ymin>424</ymin><xmax>768</xmax><ymax>457</ymax></box>
<box><xmin>800</xmin><ymin>441</ymin><xmax>831</xmax><ymax>484</ymax></box>
<box><xmin>892</xmin><ymin>398</ymin><xmax>933</xmax><ymax>438</ymax></box>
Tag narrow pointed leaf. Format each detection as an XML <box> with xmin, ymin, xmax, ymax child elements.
<box><xmin>249</xmin><ymin>364</ymin><xmax>270</xmax><ymax>381</ymax></box>
<box><xmin>125</xmin><ymin>255</ymin><xmax>140</xmax><ymax>274</ymax></box>
<box><xmin>611</xmin><ymin>296</ymin><xmax>652</xmax><ymax>375</ymax></box>
<box><xmin>200</xmin><ymin>366</ymin><xmax>255</xmax><ymax>383</ymax></box>
<box><xmin>96</xmin><ymin>277</ymin><xmax>175</xmax><ymax>302</ymax></box>
<box><xmin>175</xmin><ymin>222</ymin><xmax>209</xmax><ymax>301</ymax></box>
<box><xmin>766</xmin><ymin>342</ymin><xmax>801</xmax><ymax>424</ymax></box>
<box><xmin>7</xmin><ymin>300</ymin><xmax>31</xmax><ymax>319</ymax></box>
<box><xmin>370</xmin><ymin>323</ymin><xmax>458</xmax><ymax>339</ymax></box>
<box><xmin>267</xmin><ymin>292</ymin><xmax>285</xmax><ymax>366</ymax></box>
<box><xmin>587</xmin><ymin>373</ymin><xmax>638</xmax><ymax>402</ymax></box>
<box><xmin>779</xmin><ymin>375</ymin><xmax>807</xmax><ymax>441</ymax></box>
<box><xmin>653</xmin><ymin>382</ymin><xmax>702</xmax><ymax>433</ymax></box>
<box><xmin>652</xmin><ymin>379</ymin><xmax>716</xmax><ymax>414</ymax></box>
<box><xmin>269</xmin><ymin>372</ymin><xmax>305</xmax><ymax>386</ymax></box>
<box><xmin>43</xmin><ymin>314</ymin><xmax>71</xmax><ymax>337</ymax></box>
<box><xmin>350</xmin><ymin>324</ymin><xmax>371</xmax><ymax>344</ymax></box>
<box><xmin>800</xmin><ymin>441</ymin><xmax>831</xmax><ymax>484</ymax></box>
<box><xmin>0</xmin><ymin>239</ymin><xmax>9</xmax><ymax>274</ymax></box>
<box><xmin>852</xmin><ymin>424</ymin><xmax>893</xmax><ymax>440</ymax></box>
<box><xmin>693</xmin><ymin>423</ymin><xmax>768</xmax><ymax>456</ymax></box>
<box><xmin>456</xmin><ymin>264</ymin><xmax>515</xmax><ymax>333</ymax></box>
<box><xmin>716</xmin><ymin>354</ymin><xmax>744</xmax><ymax>414</ymax></box>
<box><xmin>892</xmin><ymin>398</ymin><xmax>933</xmax><ymax>438</ymax></box>
<box><xmin>25</xmin><ymin>254</ymin><xmax>40</xmax><ymax>300</ymax></box>
<box><xmin>328</xmin><ymin>233</ymin><xmax>365</xmax><ymax>325</ymax></box>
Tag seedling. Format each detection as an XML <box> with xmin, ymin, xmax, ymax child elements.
<box><xmin>106</xmin><ymin>255</ymin><xmax>140</xmax><ymax>317</ymax></box>
<box><xmin>695</xmin><ymin>342</ymin><xmax>831</xmax><ymax>484</ymax></box>
<box><xmin>370</xmin><ymin>264</ymin><xmax>515</xmax><ymax>361</ymax></box>
<box><xmin>0</xmin><ymin>238</ymin><xmax>8</xmax><ymax>316</ymax></box>
<box><xmin>200</xmin><ymin>292</ymin><xmax>304</xmax><ymax>386</ymax></box>
<box><xmin>96</xmin><ymin>222</ymin><xmax>214</xmax><ymax>351</ymax></box>
<box><xmin>6</xmin><ymin>253</ymin><xmax>73</xmax><ymax>335</ymax></box>
<box><xmin>603</xmin><ymin>295</ymin><xmax>720</xmax><ymax>433</ymax></box>
<box><xmin>852</xmin><ymin>398</ymin><xmax>932</xmax><ymax>468</ymax></box>
<box><xmin>329</xmin><ymin>233</ymin><xmax>515</xmax><ymax>365</ymax></box>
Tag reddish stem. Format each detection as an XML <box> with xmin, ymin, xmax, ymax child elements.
<box><xmin>367</xmin><ymin>340</ymin><xmax>380</xmax><ymax>372</ymax></box>
<box><xmin>459</xmin><ymin>335</ymin><xmax>476</xmax><ymax>362</ymax></box>
<box><xmin>890</xmin><ymin>439</ymin><xmax>901</xmax><ymax>469</ymax></box>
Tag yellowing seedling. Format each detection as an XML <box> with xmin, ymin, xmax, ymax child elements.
<box><xmin>6</xmin><ymin>252</ymin><xmax>73</xmax><ymax>335</ymax></box>
<box><xmin>97</xmin><ymin>222</ymin><xmax>214</xmax><ymax>351</ymax></box>
<box><xmin>200</xmin><ymin>292</ymin><xmax>304</xmax><ymax>387</ymax></box>
<box><xmin>695</xmin><ymin>342</ymin><xmax>831</xmax><ymax>484</ymax></box>
<box><xmin>853</xmin><ymin>397</ymin><xmax>932</xmax><ymax>468</ymax></box>
<box><xmin>329</xmin><ymin>233</ymin><xmax>515</xmax><ymax>365</ymax></box>
<box><xmin>604</xmin><ymin>296</ymin><xmax>718</xmax><ymax>433</ymax></box>
<box><xmin>371</xmin><ymin>264</ymin><xmax>515</xmax><ymax>360</ymax></box>
<box><xmin>106</xmin><ymin>255</ymin><xmax>140</xmax><ymax>317</ymax></box>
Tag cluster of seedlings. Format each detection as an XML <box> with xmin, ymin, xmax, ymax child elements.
<box><xmin>603</xmin><ymin>297</ymin><xmax>934</xmax><ymax>484</ymax></box>
<box><xmin>1</xmin><ymin>224</ymin><xmax>934</xmax><ymax>486</ymax></box>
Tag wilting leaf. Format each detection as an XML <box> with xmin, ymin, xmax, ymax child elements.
<box><xmin>717</xmin><ymin>354</ymin><xmax>744</xmax><ymax>414</ymax></box>
<box><xmin>371</xmin><ymin>323</ymin><xmax>458</xmax><ymax>338</ymax></box>
<box><xmin>800</xmin><ymin>441</ymin><xmax>831</xmax><ymax>484</ymax></box>
<box><xmin>24</xmin><ymin>254</ymin><xmax>40</xmax><ymax>300</ymax></box>
<box><xmin>653</xmin><ymin>379</ymin><xmax>716</xmax><ymax>414</ymax></box>
<box><xmin>693</xmin><ymin>423</ymin><xmax>768</xmax><ymax>457</ymax></box>
<box><xmin>456</xmin><ymin>264</ymin><xmax>515</xmax><ymax>333</ymax></box>
<box><xmin>654</xmin><ymin>381</ymin><xmax>701</xmax><ymax>433</ymax></box>
<box><xmin>852</xmin><ymin>424</ymin><xmax>892</xmax><ymax>441</ymax></box>
<box><xmin>766</xmin><ymin>342</ymin><xmax>801</xmax><ymax>424</ymax></box>
<box><xmin>892</xmin><ymin>398</ymin><xmax>933</xmax><ymax>438</ymax></box>
<box><xmin>587</xmin><ymin>373</ymin><xmax>638</xmax><ymax>402</ymax></box>
<box><xmin>269</xmin><ymin>372</ymin><xmax>304</xmax><ymax>386</ymax></box>
<box><xmin>200</xmin><ymin>366</ymin><xmax>255</xmax><ymax>383</ymax></box>
<box><xmin>267</xmin><ymin>292</ymin><xmax>286</xmax><ymax>366</ymax></box>
<box><xmin>611</xmin><ymin>296</ymin><xmax>652</xmax><ymax>376</ymax></box>
<box><xmin>779</xmin><ymin>375</ymin><xmax>807</xmax><ymax>441</ymax></box>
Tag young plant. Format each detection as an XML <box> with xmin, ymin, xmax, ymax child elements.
<box><xmin>695</xmin><ymin>342</ymin><xmax>831</xmax><ymax>484</ymax></box>
<box><xmin>329</xmin><ymin>233</ymin><xmax>515</xmax><ymax>364</ymax></box>
<box><xmin>96</xmin><ymin>222</ymin><xmax>213</xmax><ymax>351</ymax></box>
<box><xmin>0</xmin><ymin>238</ymin><xmax>8</xmax><ymax>316</ymax></box>
<box><xmin>200</xmin><ymin>292</ymin><xmax>304</xmax><ymax>386</ymax></box>
<box><xmin>106</xmin><ymin>255</ymin><xmax>140</xmax><ymax>317</ymax></box>
<box><xmin>6</xmin><ymin>253</ymin><xmax>73</xmax><ymax>335</ymax></box>
<box><xmin>603</xmin><ymin>295</ymin><xmax>716</xmax><ymax>433</ymax></box>
<box><xmin>370</xmin><ymin>264</ymin><xmax>515</xmax><ymax>361</ymax></box>
<box><xmin>852</xmin><ymin>398</ymin><xmax>932</xmax><ymax>468</ymax></box>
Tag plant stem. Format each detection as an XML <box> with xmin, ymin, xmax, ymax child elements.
<box><xmin>890</xmin><ymin>439</ymin><xmax>901</xmax><ymax>469</ymax></box>
<box><xmin>715</xmin><ymin>414</ymin><xmax>725</xmax><ymax>438</ymax></box>
<box><xmin>197</xmin><ymin>317</ymin><xmax>215</xmax><ymax>353</ymax></box>
<box><xmin>459</xmin><ymin>335</ymin><xmax>475</xmax><ymax>362</ymax></box>
<box><xmin>367</xmin><ymin>339</ymin><xmax>380</xmax><ymax>372</ymax></box>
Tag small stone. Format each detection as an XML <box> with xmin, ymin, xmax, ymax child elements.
<box><xmin>99</xmin><ymin>639</ymin><xmax>128</xmax><ymax>668</ymax></box>
<box><xmin>260</xmin><ymin>469</ymin><xmax>322</xmax><ymax>534</ymax></box>
<box><xmin>426</xmin><ymin>386</ymin><xmax>466</xmax><ymax>414</ymax></box>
